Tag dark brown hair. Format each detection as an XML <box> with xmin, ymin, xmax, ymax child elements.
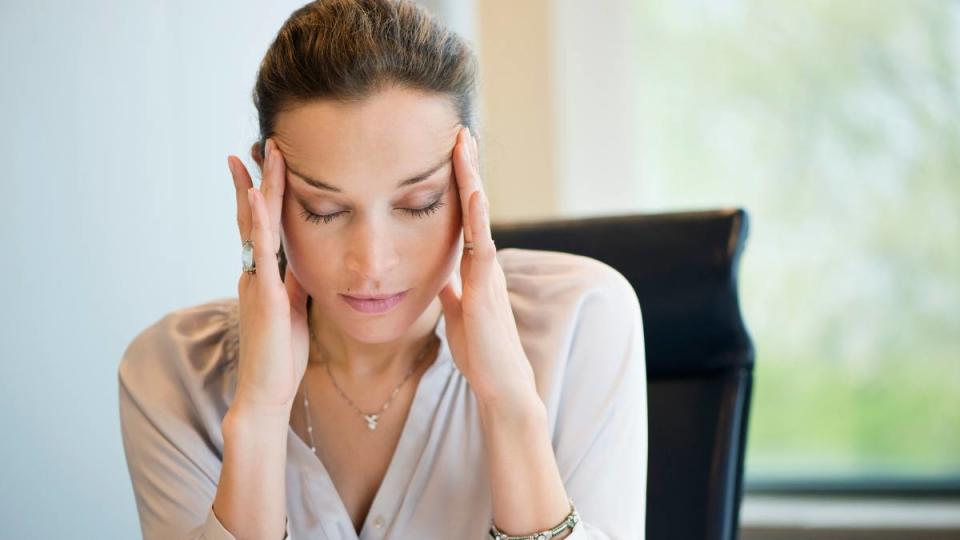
<box><xmin>251</xmin><ymin>0</ymin><xmax>480</xmax><ymax>280</ymax></box>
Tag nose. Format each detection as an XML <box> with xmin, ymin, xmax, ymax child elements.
<box><xmin>344</xmin><ymin>216</ymin><xmax>401</xmax><ymax>282</ymax></box>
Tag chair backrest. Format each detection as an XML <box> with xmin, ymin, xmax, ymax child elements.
<box><xmin>490</xmin><ymin>207</ymin><xmax>755</xmax><ymax>540</ymax></box>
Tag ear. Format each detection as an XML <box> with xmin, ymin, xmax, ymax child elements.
<box><xmin>250</xmin><ymin>141</ymin><xmax>265</xmax><ymax>170</ymax></box>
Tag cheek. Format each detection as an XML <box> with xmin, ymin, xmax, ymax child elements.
<box><xmin>279</xmin><ymin>204</ymin><xmax>337</xmax><ymax>286</ymax></box>
<box><xmin>390</xmin><ymin>190</ymin><xmax>464</xmax><ymax>264</ymax></box>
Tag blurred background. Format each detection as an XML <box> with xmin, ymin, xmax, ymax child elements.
<box><xmin>0</xmin><ymin>0</ymin><xmax>956</xmax><ymax>538</ymax></box>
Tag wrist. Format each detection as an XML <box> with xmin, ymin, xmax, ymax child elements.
<box><xmin>224</xmin><ymin>396</ymin><xmax>293</xmax><ymax>436</ymax></box>
<box><xmin>476</xmin><ymin>387</ymin><xmax>547</xmax><ymax>434</ymax></box>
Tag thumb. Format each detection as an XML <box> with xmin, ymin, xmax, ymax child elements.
<box><xmin>438</xmin><ymin>278</ymin><xmax>462</xmax><ymax>323</ymax></box>
<box><xmin>284</xmin><ymin>263</ymin><xmax>308</xmax><ymax>319</ymax></box>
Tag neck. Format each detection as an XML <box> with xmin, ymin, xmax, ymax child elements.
<box><xmin>308</xmin><ymin>295</ymin><xmax>443</xmax><ymax>382</ymax></box>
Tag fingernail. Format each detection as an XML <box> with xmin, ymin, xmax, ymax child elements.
<box><xmin>247</xmin><ymin>187</ymin><xmax>255</xmax><ymax>205</ymax></box>
<box><xmin>226</xmin><ymin>156</ymin><xmax>235</xmax><ymax>175</ymax></box>
<box><xmin>265</xmin><ymin>139</ymin><xmax>272</xmax><ymax>162</ymax></box>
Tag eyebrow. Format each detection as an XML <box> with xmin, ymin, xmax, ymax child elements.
<box><xmin>286</xmin><ymin>156</ymin><xmax>450</xmax><ymax>193</ymax></box>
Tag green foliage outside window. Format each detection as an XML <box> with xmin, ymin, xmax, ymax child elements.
<box><xmin>633</xmin><ymin>0</ymin><xmax>960</xmax><ymax>479</ymax></box>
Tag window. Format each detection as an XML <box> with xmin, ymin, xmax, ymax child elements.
<box><xmin>633</xmin><ymin>0</ymin><xmax>960</xmax><ymax>484</ymax></box>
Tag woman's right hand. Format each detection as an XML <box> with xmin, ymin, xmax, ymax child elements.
<box><xmin>227</xmin><ymin>138</ymin><xmax>310</xmax><ymax>417</ymax></box>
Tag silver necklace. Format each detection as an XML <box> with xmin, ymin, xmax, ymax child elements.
<box><xmin>302</xmin><ymin>331</ymin><xmax>437</xmax><ymax>452</ymax></box>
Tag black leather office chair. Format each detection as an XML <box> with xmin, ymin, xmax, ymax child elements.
<box><xmin>491</xmin><ymin>207</ymin><xmax>755</xmax><ymax>540</ymax></box>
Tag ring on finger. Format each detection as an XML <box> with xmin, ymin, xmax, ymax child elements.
<box><xmin>241</xmin><ymin>239</ymin><xmax>257</xmax><ymax>274</ymax></box>
<box><xmin>240</xmin><ymin>239</ymin><xmax>281</xmax><ymax>275</ymax></box>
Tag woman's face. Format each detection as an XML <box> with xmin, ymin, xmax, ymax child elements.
<box><xmin>266</xmin><ymin>86</ymin><xmax>465</xmax><ymax>343</ymax></box>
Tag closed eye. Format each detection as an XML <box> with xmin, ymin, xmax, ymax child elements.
<box><xmin>401</xmin><ymin>198</ymin><xmax>447</xmax><ymax>219</ymax></box>
<box><xmin>299</xmin><ymin>198</ymin><xmax>447</xmax><ymax>225</ymax></box>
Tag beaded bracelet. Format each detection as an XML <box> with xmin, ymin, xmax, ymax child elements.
<box><xmin>488</xmin><ymin>499</ymin><xmax>580</xmax><ymax>540</ymax></box>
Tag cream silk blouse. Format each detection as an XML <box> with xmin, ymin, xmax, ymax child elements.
<box><xmin>118</xmin><ymin>248</ymin><xmax>648</xmax><ymax>539</ymax></box>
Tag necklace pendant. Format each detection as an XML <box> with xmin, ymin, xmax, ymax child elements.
<box><xmin>363</xmin><ymin>414</ymin><xmax>379</xmax><ymax>430</ymax></box>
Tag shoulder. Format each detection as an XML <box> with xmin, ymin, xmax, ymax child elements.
<box><xmin>497</xmin><ymin>246</ymin><xmax>633</xmax><ymax>291</ymax></box>
<box><xmin>118</xmin><ymin>297</ymin><xmax>240</xmax><ymax>415</ymax></box>
<box><xmin>496</xmin><ymin>247</ymin><xmax>642</xmax><ymax>326</ymax></box>
<box><xmin>495</xmin><ymin>247</ymin><xmax>645</xmax><ymax>404</ymax></box>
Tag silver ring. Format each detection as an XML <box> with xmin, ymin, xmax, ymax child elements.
<box><xmin>464</xmin><ymin>241</ymin><xmax>474</xmax><ymax>251</ymax></box>
<box><xmin>241</xmin><ymin>239</ymin><xmax>256</xmax><ymax>274</ymax></box>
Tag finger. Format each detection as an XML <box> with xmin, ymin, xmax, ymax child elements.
<box><xmin>438</xmin><ymin>276</ymin><xmax>462</xmax><ymax>323</ymax></box>
<box><xmin>260</xmin><ymin>138</ymin><xmax>285</xmax><ymax>253</ymax></box>
<box><xmin>247</xmin><ymin>187</ymin><xmax>283</xmax><ymax>288</ymax></box>
<box><xmin>453</xmin><ymin>126</ymin><xmax>480</xmax><ymax>244</ymax></box>
<box><xmin>467</xmin><ymin>189</ymin><xmax>495</xmax><ymax>280</ymax></box>
<box><xmin>228</xmin><ymin>156</ymin><xmax>254</xmax><ymax>242</ymax></box>
<box><xmin>466</xmin><ymin>129</ymin><xmax>485</xmax><ymax>199</ymax></box>
<box><xmin>470</xmin><ymin>130</ymin><xmax>479</xmax><ymax>171</ymax></box>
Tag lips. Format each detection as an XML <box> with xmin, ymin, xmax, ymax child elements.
<box><xmin>340</xmin><ymin>290</ymin><xmax>409</xmax><ymax>314</ymax></box>
<box><xmin>344</xmin><ymin>292</ymin><xmax>405</xmax><ymax>300</ymax></box>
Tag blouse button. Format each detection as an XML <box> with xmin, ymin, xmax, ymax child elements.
<box><xmin>373</xmin><ymin>515</ymin><xmax>385</xmax><ymax>528</ymax></box>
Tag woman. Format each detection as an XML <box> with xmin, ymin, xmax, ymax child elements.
<box><xmin>118</xmin><ymin>1</ymin><xmax>647</xmax><ymax>538</ymax></box>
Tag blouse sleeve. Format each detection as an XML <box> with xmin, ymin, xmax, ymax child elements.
<box><xmin>552</xmin><ymin>267</ymin><xmax>649</xmax><ymax>539</ymax></box>
<box><xmin>117</xmin><ymin>301</ymin><xmax>290</xmax><ymax>540</ymax></box>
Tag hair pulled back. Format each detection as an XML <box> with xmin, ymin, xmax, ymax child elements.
<box><xmin>253</xmin><ymin>0</ymin><xmax>479</xmax><ymax>155</ymax></box>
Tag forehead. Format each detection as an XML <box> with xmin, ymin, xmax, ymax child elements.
<box><xmin>273</xmin><ymin>86</ymin><xmax>461</xmax><ymax>189</ymax></box>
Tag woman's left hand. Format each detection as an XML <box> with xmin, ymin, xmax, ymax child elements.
<box><xmin>438</xmin><ymin>126</ymin><xmax>540</xmax><ymax>412</ymax></box>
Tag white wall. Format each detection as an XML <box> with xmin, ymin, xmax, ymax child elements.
<box><xmin>0</xmin><ymin>1</ymin><xmax>307</xmax><ymax>537</ymax></box>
